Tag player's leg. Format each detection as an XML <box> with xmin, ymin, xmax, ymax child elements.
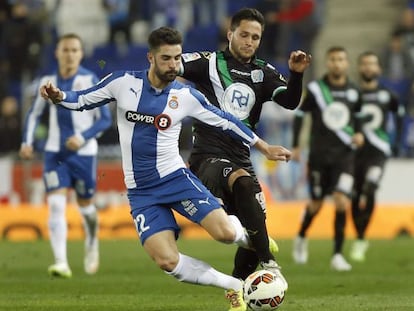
<box><xmin>132</xmin><ymin>202</ymin><xmax>246</xmax><ymax>311</ymax></box>
<box><xmin>293</xmin><ymin>162</ymin><xmax>325</xmax><ymax>264</ymax></box>
<box><xmin>70</xmin><ymin>155</ymin><xmax>99</xmax><ymax>274</ymax></box>
<box><xmin>228</xmin><ymin>170</ymin><xmax>285</xmax><ymax>285</ymax></box>
<box><xmin>351</xmin><ymin>164</ymin><xmax>382</xmax><ymax>261</ymax></box>
<box><xmin>292</xmin><ymin>199</ymin><xmax>322</xmax><ymax>264</ymax></box>
<box><xmin>331</xmin><ymin>165</ymin><xmax>354</xmax><ymax>271</ymax></box>
<box><xmin>43</xmin><ymin>152</ymin><xmax>72</xmax><ymax>277</ymax></box>
<box><xmin>359</xmin><ymin>165</ymin><xmax>383</xmax><ymax>236</ymax></box>
<box><xmin>351</xmin><ymin>158</ymin><xmax>366</xmax><ymax>240</ymax></box>
<box><xmin>191</xmin><ymin>158</ymin><xmax>278</xmax><ymax>279</ymax></box>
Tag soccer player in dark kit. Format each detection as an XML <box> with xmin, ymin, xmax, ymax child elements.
<box><xmin>179</xmin><ymin>7</ymin><xmax>311</xmax><ymax>284</ymax></box>
<box><xmin>350</xmin><ymin>51</ymin><xmax>405</xmax><ymax>262</ymax></box>
<box><xmin>291</xmin><ymin>46</ymin><xmax>364</xmax><ymax>271</ymax></box>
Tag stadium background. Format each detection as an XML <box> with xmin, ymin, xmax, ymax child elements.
<box><xmin>1</xmin><ymin>0</ymin><xmax>413</xmax><ymax>241</ymax></box>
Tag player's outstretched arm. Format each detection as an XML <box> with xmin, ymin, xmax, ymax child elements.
<box><xmin>253</xmin><ymin>138</ymin><xmax>292</xmax><ymax>162</ymax></box>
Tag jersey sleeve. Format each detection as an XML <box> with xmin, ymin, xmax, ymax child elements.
<box><xmin>80</xmin><ymin>104</ymin><xmax>112</xmax><ymax>140</ymax></box>
<box><xmin>180</xmin><ymin>52</ymin><xmax>211</xmax><ymax>83</ymax></box>
<box><xmin>60</xmin><ymin>71</ymin><xmax>121</xmax><ymax>111</ymax></box>
<box><xmin>186</xmin><ymin>88</ymin><xmax>259</xmax><ymax>146</ymax></box>
<box><xmin>21</xmin><ymin>77</ymin><xmax>49</xmax><ymax>146</ymax></box>
<box><xmin>291</xmin><ymin>87</ymin><xmax>315</xmax><ymax>148</ymax></box>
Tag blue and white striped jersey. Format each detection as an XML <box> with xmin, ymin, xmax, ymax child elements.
<box><xmin>58</xmin><ymin>70</ymin><xmax>259</xmax><ymax>189</ymax></box>
<box><xmin>22</xmin><ymin>66</ymin><xmax>112</xmax><ymax>156</ymax></box>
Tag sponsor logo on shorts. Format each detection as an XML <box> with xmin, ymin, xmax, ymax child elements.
<box><xmin>223</xmin><ymin>167</ymin><xmax>233</xmax><ymax>177</ymax></box>
<box><xmin>198</xmin><ymin>198</ymin><xmax>211</xmax><ymax>205</ymax></box>
<box><xmin>181</xmin><ymin>200</ymin><xmax>198</xmax><ymax>216</ymax></box>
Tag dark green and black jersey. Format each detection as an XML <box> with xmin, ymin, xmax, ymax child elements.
<box><xmin>293</xmin><ymin>76</ymin><xmax>362</xmax><ymax>162</ymax></box>
<box><xmin>180</xmin><ymin>48</ymin><xmax>303</xmax><ymax>165</ymax></box>
<box><xmin>359</xmin><ymin>86</ymin><xmax>403</xmax><ymax>156</ymax></box>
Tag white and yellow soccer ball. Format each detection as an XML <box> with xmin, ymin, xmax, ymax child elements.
<box><xmin>243</xmin><ymin>270</ymin><xmax>285</xmax><ymax>310</ymax></box>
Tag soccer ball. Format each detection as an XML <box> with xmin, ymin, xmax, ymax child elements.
<box><xmin>243</xmin><ymin>270</ymin><xmax>285</xmax><ymax>310</ymax></box>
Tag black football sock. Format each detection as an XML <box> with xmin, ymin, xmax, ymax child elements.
<box><xmin>233</xmin><ymin>176</ymin><xmax>273</xmax><ymax>263</ymax></box>
<box><xmin>334</xmin><ymin>210</ymin><xmax>346</xmax><ymax>254</ymax></box>
<box><xmin>298</xmin><ymin>205</ymin><xmax>315</xmax><ymax>237</ymax></box>
<box><xmin>232</xmin><ymin>247</ymin><xmax>259</xmax><ymax>280</ymax></box>
<box><xmin>360</xmin><ymin>194</ymin><xmax>375</xmax><ymax>239</ymax></box>
<box><xmin>351</xmin><ymin>194</ymin><xmax>365</xmax><ymax>239</ymax></box>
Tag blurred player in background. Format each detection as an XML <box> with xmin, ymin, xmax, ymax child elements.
<box><xmin>180</xmin><ymin>7</ymin><xmax>311</xmax><ymax>282</ymax></box>
<box><xmin>20</xmin><ymin>33</ymin><xmax>112</xmax><ymax>278</ymax></box>
<box><xmin>39</xmin><ymin>26</ymin><xmax>293</xmax><ymax>311</ymax></box>
<box><xmin>350</xmin><ymin>51</ymin><xmax>405</xmax><ymax>262</ymax></box>
<box><xmin>291</xmin><ymin>46</ymin><xmax>364</xmax><ymax>271</ymax></box>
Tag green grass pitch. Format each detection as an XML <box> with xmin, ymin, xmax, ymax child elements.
<box><xmin>0</xmin><ymin>238</ymin><xmax>413</xmax><ymax>310</ymax></box>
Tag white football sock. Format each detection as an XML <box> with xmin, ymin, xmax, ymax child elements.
<box><xmin>78</xmin><ymin>204</ymin><xmax>98</xmax><ymax>248</ymax></box>
<box><xmin>228</xmin><ymin>215</ymin><xmax>251</xmax><ymax>249</ymax></box>
<box><xmin>47</xmin><ymin>194</ymin><xmax>67</xmax><ymax>264</ymax></box>
<box><xmin>166</xmin><ymin>253</ymin><xmax>242</xmax><ymax>290</ymax></box>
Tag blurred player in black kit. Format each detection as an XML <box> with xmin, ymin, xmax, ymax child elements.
<box><xmin>350</xmin><ymin>51</ymin><xmax>405</xmax><ymax>262</ymax></box>
<box><xmin>179</xmin><ymin>7</ymin><xmax>311</xmax><ymax>284</ymax></box>
<box><xmin>291</xmin><ymin>46</ymin><xmax>365</xmax><ymax>271</ymax></box>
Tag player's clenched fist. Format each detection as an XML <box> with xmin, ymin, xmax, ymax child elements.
<box><xmin>288</xmin><ymin>50</ymin><xmax>312</xmax><ymax>73</ymax></box>
<box><xmin>40</xmin><ymin>81</ymin><xmax>63</xmax><ymax>103</ymax></box>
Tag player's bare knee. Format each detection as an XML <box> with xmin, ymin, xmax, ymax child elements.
<box><xmin>208</xmin><ymin>218</ymin><xmax>235</xmax><ymax>243</ymax></box>
<box><xmin>216</xmin><ymin>226</ymin><xmax>235</xmax><ymax>244</ymax></box>
<box><xmin>154</xmin><ymin>253</ymin><xmax>179</xmax><ymax>272</ymax></box>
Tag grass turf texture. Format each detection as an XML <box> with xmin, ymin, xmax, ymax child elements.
<box><xmin>0</xmin><ymin>239</ymin><xmax>413</xmax><ymax>310</ymax></box>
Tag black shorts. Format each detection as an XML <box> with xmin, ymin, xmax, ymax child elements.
<box><xmin>189</xmin><ymin>156</ymin><xmax>262</xmax><ymax>214</ymax></box>
<box><xmin>308</xmin><ymin>151</ymin><xmax>354</xmax><ymax>199</ymax></box>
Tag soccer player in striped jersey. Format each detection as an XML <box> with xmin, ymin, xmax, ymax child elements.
<box><xmin>291</xmin><ymin>46</ymin><xmax>364</xmax><ymax>271</ymax></box>
<box><xmin>350</xmin><ymin>51</ymin><xmax>405</xmax><ymax>262</ymax></box>
<box><xmin>20</xmin><ymin>33</ymin><xmax>112</xmax><ymax>278</ymax></box>
<box><xmin>39</xmin><ymin>27</ymin><xmax>292</xmax><ymax>311</ymax></box>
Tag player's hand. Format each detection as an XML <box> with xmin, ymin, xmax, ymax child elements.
<box><xmin>19</xmin><ymin>145</ymin><xmax>34</xmax><ymax>160</ymax></box>
<box><xmin>288</xmin><ymin>50</ymin><xmax>312</xmax><ymax>73</ymax></box>
<box><xmin>40</xmin><ymin>81</ymin><xmax>63</xmax><ymax>104</ymax></box>
<box><xmin>65</xmin><ymin>135</ymin><xmax>85</xmax><ymax>151</ymax></box>
<box><xmin>265</xmin><ymin>145</ymin><xmax>292</xmax><ymax>162</ymax></box>
<box><xmin>352</xmin><ymin>132</ymin><xmax>364</xmax><ymax>148</ymax></box>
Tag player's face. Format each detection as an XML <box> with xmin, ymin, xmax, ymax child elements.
<box><xmin>55</xmin><ymin>38</ymin><xmax>83</xmax><ymax>73</ymax></box>
<box><xmin>358</xmin><ymin>55</ymin><xmax>381</xmax><ymax>82</ymax></box>
<box><xmin>149</xmin><ymin>44</ymin><xmax>182</xmax><ymax>83</ymax></box>
<box><xmin>326</xmin><ymin>51</ymin><xmax>349</xmax><ymax>79</ymax></box>
<box><xmin>228</xmin><ymin>20</ymin><xmax>262</xmax><ymax>63</ymax></box>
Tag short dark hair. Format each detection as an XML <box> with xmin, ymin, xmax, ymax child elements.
<box><xmin>326</xmin><ymin>46</ymin><xmax>347</xmax><ymax>56</ymax></box>
<box><xmin>148</xmin><ymin>27</ymin><xmax>183</xmax><ymax>52</ymax></box>
<box><xmin>57</xmin><ymin>33</ymin><xmax>83</xmax><ymax>47</ymax></box>
<box><xmin>358</xmin><ymin>50</ymin><xmax>380</xmax><ymax>65</ymax></box>
<box><xmin>230</xmin><ymin>8</ymin><xmax>265</xmax><ymax>32</ymax></box>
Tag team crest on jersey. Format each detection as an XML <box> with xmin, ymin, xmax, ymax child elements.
<box><xmin>125</xmin><ymin>111</ymin><xmax>171</xmax><ymax>130</ymax></box>
<box><xmin>182</xmin><ymin>52</ymin><xmax>201</xmax><ymax>62</ymax></box>
<box><xmin>251</xmin><ymin>69</ymin><xmax>264</xmax><ymax>83</ymax></box>
<box><xmin>322</xmin><ymin>101</ymin><xmax>350</xmax><ymax>130</ymax></box>
<box><xmin>168</xmin><ymin>96</ymin><xmax>179</xmax><ymax>109</ymax></box>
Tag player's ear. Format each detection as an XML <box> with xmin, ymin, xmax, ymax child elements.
<box><xmin>147</xmin><ymin>52</ymin><xmax>154</xmax><ymax>65</ymax></box>
<box><xmin>227</xmin><ymin>31</ymin><xmax>233</xmax><ymax>42</ymax></box>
